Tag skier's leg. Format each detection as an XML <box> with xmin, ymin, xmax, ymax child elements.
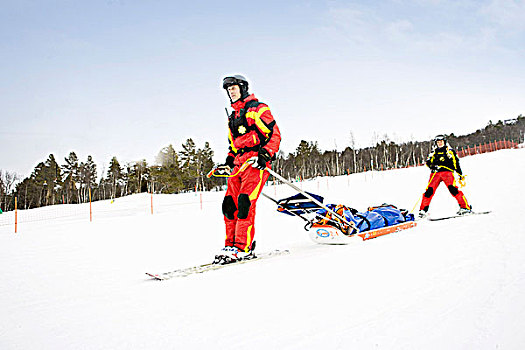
<box><xmin>420</xmin><ymin>173</ymin><xmax>442</xmax><ymax>212</ymax></box>
<box><xmin>443</xmin><ymin>172</ymin><xmax>470</xmax><ymax>209</ymax></box>
<box><xmin>234</xmin><ymin>166</ymin><xmax>270</xmax><ymax>252</ymax></box>
<box><xmin>223</xmin><ymin>171</ymin><xmax>241</xmax><ymax>247</ymax></box>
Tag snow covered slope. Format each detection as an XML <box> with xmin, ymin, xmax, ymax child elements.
<box><xmin>1</xmin><ymin>148</ymin><xmax>524</xmax><ymax>349</ymax></box>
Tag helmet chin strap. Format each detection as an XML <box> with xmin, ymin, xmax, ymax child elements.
<box><xmin>227</xmin><ymin>89</ymin><xmax>242</xmax><ymax>104</ymax></box>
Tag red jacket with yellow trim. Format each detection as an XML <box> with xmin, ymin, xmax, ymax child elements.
<box><xmin>227</xmin><ymin>94</ymin><xmax>281</xmax><ymax>166</ymax></box>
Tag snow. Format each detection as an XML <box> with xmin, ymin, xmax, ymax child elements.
<box><xmin>1</xmin><ymin>148</ymin><xmax>524</xmax><ymax>349</ymax></box>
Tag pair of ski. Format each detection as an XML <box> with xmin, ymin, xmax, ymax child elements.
<box><xmin>426</xmin><ymin>210</ymin><xmax>491</xmax><ymax>221</ymax></box>
<box><xmin>146</xmin><ymin>249</ymin><xmax>290</xmax><ymax>280</ymax></box>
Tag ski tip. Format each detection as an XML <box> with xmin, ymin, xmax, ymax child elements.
<box><xmin>145</xmin><ymin>272</ymin><xmax>165</xmax><ymax>280</ymax></box>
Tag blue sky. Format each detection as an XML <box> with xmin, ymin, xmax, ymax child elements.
<box><xmin>1</xmin><ymin>0</ymin><xmax>524</xmax><ymax>177</ymax></box>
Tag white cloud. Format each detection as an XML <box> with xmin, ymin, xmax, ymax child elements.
<box><xmin>480</xmin><ymin>0</ymin><xmax>525</xmax><ymax>31</ymax></box>
<box><xmin>323</xmin><ymin>1</ymin><xmax>524</xmax><ymax>61</ymax></box>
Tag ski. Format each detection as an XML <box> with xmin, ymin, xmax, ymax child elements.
<box><xmin>146</xmin><ymin>249</ymin><xmax>290</xmax><ymax>280</ymax></box>
<box><xmin>428</xmin><ymin>211</ymin><xmax>491</xmax><ymax>221</ymax></box>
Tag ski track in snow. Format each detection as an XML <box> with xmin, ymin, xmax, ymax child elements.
<box><xmin>1</xmin><ymin>148</ymin><xmax>524</xmax><ymax>349</ymax></box>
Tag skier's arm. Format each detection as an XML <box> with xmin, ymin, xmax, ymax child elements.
<box><xmin>250</xmin><ymin>104</ymin><xmax>281</xmax><ymax>158</ymax></box>
<box><xmin>426</xmin><ymin>152</ymin><xmax>437</xmax><ymax>170</ymax></box>
<box><xmin>222</xmin><ymin>131</ymin><xmax>236</xmax><ymax>169</ymax></box>
<box><xmin>452</xmin><ymin>150</ymin><xmax>463</xmax><ymax>175</ymax></box>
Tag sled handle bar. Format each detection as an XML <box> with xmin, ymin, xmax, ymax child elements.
<box><xmin>261</xmin><ymin>192</ymin><xmax>313</xmax><ymax>231</ymax></box>
<box><xmin>262</xmin><ymin>163</ymin><xmax>358</xmax><ymax>233</ymax></box>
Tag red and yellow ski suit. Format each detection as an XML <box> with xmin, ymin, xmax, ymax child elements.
<box><xmin>420</xmin><ymin>146</ymin><xmax>470</xmax><ymax>212</ymax></box>
<box><xmin>222</xmin><ymin>94</ymin><xmax>281</xmax><ymax>252</ymax></box>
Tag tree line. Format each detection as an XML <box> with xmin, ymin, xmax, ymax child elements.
<box><xmin>276</xmin><ymin>115</ymin><xmax>524</xmax><ymax>180</ymax></box>
<box><xmin>0</xmin><ymin>138</ymin><xmax>218</xmax><ymax>211</ymax></box>
<box><xmin>1</xmin><ymin>115</ymin><xmax>523</xmax><ymax>212</ymax></box>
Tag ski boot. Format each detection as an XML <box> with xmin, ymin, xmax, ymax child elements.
<box><xmin>213</xmin><ymin>246</ymin><xmax>236</xmax><ymax>265</ymax></box>
<box><xmin>457</xmin><ymin>207</ymin><xmax>472</xmax><ymax>216</ymax></box>
<box><xmin>213</xmin><ymin>243</ymin><xmax>256</xmax><ymax>265</ymax></box>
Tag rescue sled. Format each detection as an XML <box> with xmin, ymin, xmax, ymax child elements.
<box><xmin>263</xmin><ymin>167</ymin><xmax>417</xmax><ymax>245</ymax></box>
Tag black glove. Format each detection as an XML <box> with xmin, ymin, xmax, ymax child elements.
<box><xmin>215</xmin><ymin>164</ymin><xmax>231</xmax><ymax>175</ymax></box>
<box><xmin>430</xmin><ymin>165</ymin><xmax>439</xmax><ymax>172</ymax></box>
<box><xmin>225</xmin><ymin>155</ymin><xmax>234</xmax><ymax>168</ymax></box>
<box><xmin>255</xmin><ymin>148</ymin><xmax>272</xmax><ymax>170</ymax></box>
<box><xmin>216</xmin><ymin>156</ymin><xmax>235</xmax><ymax>175</ymax></box>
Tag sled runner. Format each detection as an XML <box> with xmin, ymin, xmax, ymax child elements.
<box><xmin>309</xmin><ymin>221</ymin><xmax>418</xmax><ymax>244</ymax></box>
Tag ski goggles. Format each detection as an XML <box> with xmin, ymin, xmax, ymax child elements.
<box><xmin>222</xmin><ymin>77</ymin><xmax>240</xmax><ymax>89</ymax></box>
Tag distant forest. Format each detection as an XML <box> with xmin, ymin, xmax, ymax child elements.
<box><xmin>1</xmin><ymin>115</ymin><xmax>523</xmax><ymax>212</ymax></box>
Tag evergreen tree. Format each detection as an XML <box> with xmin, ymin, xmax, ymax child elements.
<box><xmin>180</xmin><ymin>139</ymin><xmax>197</xmax><ymax>169</ymax></box>
<box><xmin>126</xmin><ymin>159</ymin><xmax>148</xmax><ymax>194</ymax></box>
<box><xmin>107</xmin><ymin>156</ymin><xmax>123</xmax><ymax>199</ymax></box>
<box><xmin>62</xmin><ymin>152</ymin><xmax>79</xmax><ymax>203</ymax></box>
<box><xmin>180</xmin><ymin>138</ymin><xmax>198</xmax><ymax>190</ymax></box>
<box><xmin>295</xmin><ymin>140</ymin><xmax>321</xmax><ymax>178</ymax></box>
<box><xmin>78</xmin><ymin>155</ymin><xmax>97</xmax><ymax>202</ymax></box>
<box><xmin>40</xmin><ymin>154</ymin><xmax>62</xmax><ymax>205</ymax></box>
<box><xmin>152</xmin><ymin>144</ymin><xmax>184</xmax><ymax>193</ymax></box>
<box><xmin>197</xmin><ymin>142</ymin><xmax>214</xmax><ymax>191</ymax></box>
<box><xmin>15</xmin><ymin>177</ymin><xmax>35</xmax><ymax>209</ymax></box>
<box><xmin>156</xmin><ymin>144</ymin><xmax>179</xmax><ymax>168</ymax></box>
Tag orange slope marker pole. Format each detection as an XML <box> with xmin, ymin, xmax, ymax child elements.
<box><xmin>15</xmin><ymin>197</ymin><xmax>18</xmax><ymax>233</ymax></box>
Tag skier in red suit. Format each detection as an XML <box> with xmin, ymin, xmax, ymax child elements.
<box><xmin>214</xmin><ymin>75</ymin><xmax>281</xmax><ymax>264</ymax></box>
<box><xmin>419</xmin><ymin>135</ymin><xmax>471</xmax><ymax>218</ymax></box>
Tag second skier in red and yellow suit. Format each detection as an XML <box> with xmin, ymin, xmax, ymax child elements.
<box><xmin>219</xmin><ymin>75</ymin><xmax>281</xmax><ymax>256</ymax></box>
<box><xmin>419</xmin><ymin>135</ymin><xmax>471</xmax><ymax>217</ymax></box>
